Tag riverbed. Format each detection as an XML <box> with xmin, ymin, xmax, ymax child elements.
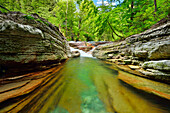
<box><xmin>0</xmin><ymin>57</ymin><xmax>170</xmax><ymax>113</ymax></box>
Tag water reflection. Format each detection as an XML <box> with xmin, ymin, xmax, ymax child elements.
<box><xmin>0</xmin><ymin>57</ymin><xmax>169</xmax><ymax>113</ymax></box>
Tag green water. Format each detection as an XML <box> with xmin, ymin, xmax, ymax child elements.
<box><xmin>1</xmin><ymin>57</ymin><xmax>170</xmax><ymax>113</ymax></box>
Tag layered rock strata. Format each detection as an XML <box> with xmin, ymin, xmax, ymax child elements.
<box><xmin>93</xmin><ymin>22</ymin><xmax>170</xmax><ymax>83</ymax></box>
<box><xmin>0</xmin><ymin>12</ymin><xmax>71</xmax><ymax>77</ymax></box>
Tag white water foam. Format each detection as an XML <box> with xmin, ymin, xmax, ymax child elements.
<box><xmin>70</xmin><ymin>47</ymin><xmax>95</xmax><ymax>58</ymax></box>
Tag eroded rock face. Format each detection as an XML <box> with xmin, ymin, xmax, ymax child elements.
<box><xmin>93</xmin><ymin>22</ymin><xmax>170</xmax><ymax>83</ymax></box>
<box><xmin>0</xmin><ymin>12</ymin><xmax>71</xmax><ymax>77</ymax></box>
<box><xmin>142</xmin><ymin>60</ymin><xmax>170</xmax><ymax>71</ymax></box>
<box><xmin>93</xmin><ymin>23</ymin><xmax>170</xmax><ymax>60</ymax></box>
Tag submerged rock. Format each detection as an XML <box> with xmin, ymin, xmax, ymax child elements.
<box><xmin>0</xmin><ymin>12</ymin><xmax>71</xmax><ymax>77</ymax></box>
<box><xmin>118</xmin><ymin>71</ymin><xmax>170</xmax><ymax>100</ymax></box>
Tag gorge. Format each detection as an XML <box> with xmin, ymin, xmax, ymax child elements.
<box><xmin>0</xmin><ymin>10</ymin><xmax>170</xmax><ymax>113</ymax></box>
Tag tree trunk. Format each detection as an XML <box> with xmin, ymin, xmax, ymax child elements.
<box><xmin>0</xmin><ymin>5</ymin><xmax>10</xmax><ymax>11</ymax></box>
<box><xmin>65</xmin><ymin>1</ymin><xmax>68</xmax><ymax>37</ymax></box>
<box><xmin>154</xmin><ymin>0</ymin><xmax>157</xmax><ymax>12</ymax></box>
<box><xmin>77</xmin><ymin>18</ymin><xmax>81</xmax><ymax>41</ymax></box>
<box><xmin>70</xmin><ymin>19</ymin><xmax>74</xmax><ymax>40</ymax></box>
<box><xmin>130</xmin><ymin>1</ymin><xmax>134</xmax><ymax>21</ymax></box>
<box><xmin>107</xmin><ymin>20</ymin><xmax>123</xmax><ymax>39</ymax></box>
<box><xmin>102</xmin><ymin>0</ymin><xmax>104</xmax><ymax>6</ymax></box>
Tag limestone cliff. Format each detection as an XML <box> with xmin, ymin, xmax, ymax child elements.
<box><xmin>0</xmin><ymin>12</ymin><xmax>71</xmax><ymax>77</ymax></box>
<box><xmin>93</xmin><ymin>22</ymin><xmax>170</xmax><ymax>83</ymax></box>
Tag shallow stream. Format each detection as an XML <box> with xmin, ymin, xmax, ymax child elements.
<box><xmin>1</xmin><ymin>56</ymin><xmax>170</xmax><ymax>113</ymax></box>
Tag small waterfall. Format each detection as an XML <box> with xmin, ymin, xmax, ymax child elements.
<box><xmin>87</xmin><ymin>47</ymin><xmax>96</xmax><ymax>55</ymax></box>
<box><xmin>70</xmin><ymin>47</ymin><xmax>95</xmax><ymax>58</ymax></box>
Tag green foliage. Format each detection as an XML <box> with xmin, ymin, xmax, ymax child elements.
<box><xmin>22</xmin><ymin>15</ymin><xmax>49</xmax><ymax>26</ymax></box>
<box><xmin>23</xmin><ymin>15</ymin><xmax>35</xmax><ymax>20</ymax></box>
<box><xmin>36</xmin><ymin>19</ymin><xmax>49</xmax><ymax>26</ymax></box>
<box><xmin>0</xmin><ymin>0</ymin><xmax>169</xmax><ymax>41</ymax></box>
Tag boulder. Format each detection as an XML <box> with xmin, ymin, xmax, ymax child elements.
<box><xmin>142</xmin><ymin>60</ymin><xmax>170</xmax><ymax>71</ymax></box>
<box><xmin>71</xmin><ymin>51</ymin><xmax>80</xmax><ymax>58</ymax></box>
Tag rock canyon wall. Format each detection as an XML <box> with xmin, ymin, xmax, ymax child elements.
<box><xmin>0</xmin><ymin>12</ymin><xmax>71</xmax><ymax>77</ymax></box>
<box><xmin>93</xmin><ymin>22</ymin><xmax>170</xmax><ymax>83</ymax></box>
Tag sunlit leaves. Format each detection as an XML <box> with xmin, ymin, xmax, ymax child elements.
<box><xmin>0</xmin><ymin>0</ymin><xmax>169</xmax><ymax>41</ymax></box>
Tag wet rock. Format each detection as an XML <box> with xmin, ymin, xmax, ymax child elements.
<box><xmin>118</xmin><ymin>71</ymin><xmax>170</xmax><ymax>99</ymax></box>
<box><xmin>71</xmin><ymin>51</ymin><xmax>80</xmax><ymax>58</ymax></box>
<box><xmin>142</xmin><ymin>60</ymin><xmax>170</xmax><ymax>71</ymax></box>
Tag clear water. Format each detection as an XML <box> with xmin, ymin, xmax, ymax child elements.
<box><xmin>1</xmin><ymin>57</ymin><xmax>170</xmax><ymax>113</ymax></box>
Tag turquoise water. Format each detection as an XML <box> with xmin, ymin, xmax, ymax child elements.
<box><xmin>1</xmin><ymin>57</ymin><xmax>170</xmax><ymax>113</ymax></box>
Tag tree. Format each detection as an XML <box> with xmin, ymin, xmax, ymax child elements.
<box><xmin>65</xmin><ymin>0</ymin><xmax>68</xmax><ymax>37</ymax></box>
<box><xmin>130</xmin><ymin>0</ymin><xmax>134</xmax><ymax>21</ymax></box>
<box><xmin>0</xmin><ymin>0</ymin><xmax>169</xmax><ymax>41</ymax></box>
<box><xmin>154</xmin><ymin>0</ymin><xmax>157</xmax><ymax>12</ymax></box>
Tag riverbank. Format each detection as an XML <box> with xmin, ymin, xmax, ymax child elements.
<box><xmin>0</xmin><ymin>12</ymin><xmax>71</xmax><ymax>78</ymax></box>
<box><xmin>1</xmin><ymin>57</ymin><xmax>170</xmax><ymax>113</ymax></box>
<box><xmin>0</xmin><ymin>11</ymin><xmax>170</xmax><ymax>112</ymax></box>
<box><xmin>104</xmin><ymin>61</ymin><xmax>170</xmax><ymax>100</ymax></box>
<box><xmin>93</xmin><ymin>22</ymin><xmax>170</xmax><ymax>84</ymax></box>
<box><xmin>0</xmin><ymin>61</ymin><xmax>66</xmax><ymax>104</ymax></box>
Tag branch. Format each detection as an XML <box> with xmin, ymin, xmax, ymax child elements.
<box><xmin>0</xmin><ymin>5</ymin><xmax>10</xmax><ymax>12</ymax></box>
<box><xmin>107</xmin><ymin>20</ymin><xmax>124</xmax><ymax>39</ymax></box>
